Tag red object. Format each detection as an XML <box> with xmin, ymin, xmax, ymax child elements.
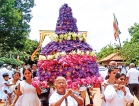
<box><xmin>93</xmin><ymin>83</ymin><xmax>100</xmax><ymax>88</ymax></box>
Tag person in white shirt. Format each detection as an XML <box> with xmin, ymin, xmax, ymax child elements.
<box><xmin>126</xmin><ymin>63</ymin><xmax>139</xmax><ymax>106</ymax></box>
<box><xmin>20</xmin><ymin>63</ymin><xmax>25</xmax><ymax>80</ymax></box>
<box><xmin>9</xmin><ymin>71</ymin><xmax>21</xmax><ymax>94</ymax></box>
<box><xmin>49</xmin><ymin>76</ymin><xmax>83</xmax><ymax>106</ymax></box>
<box><xmin>2</xmin><ymin>73</ymin><xmax>15</xmax><ymax>105</ymax></box>
<box><xmin>98</xmin><ymin>62</ymin><xmax>107</xmax><ymax>93</ymax></box>
<box><xmin>7</xmin><ymin>65</ymin><xmax>14</xmax><ymax>79</ymax></box>
<box><xmin>101</xmin><ymin>67</ymin><xmax>119</xmax><ymax>106</ymax></box>
<box><xmin>121</xmin><ymin>65</ymin><xmax>127</xmax><ymax>75</ymax></box>
<box><xmin>0</xmin><ymin>64</ymin><xmax>8</xmax><ymax>102</ymax></box>
<box><xmin>104</xmin><ymin>73</ymin><xmax>133</xmax><ymax>106</ymax></box>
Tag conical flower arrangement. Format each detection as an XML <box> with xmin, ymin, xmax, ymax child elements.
<box><xmin>37</xmin><ymin>4</ymin><xmax>102</xmax><ymax>88</ymax></box>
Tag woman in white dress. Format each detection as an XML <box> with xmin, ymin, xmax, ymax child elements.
<box><xmin>9</xmin><ymin>71</ymin><xmax>20</xmax><ymax>95</ymax></box>
<box><xmin>101</xmin><ymin>67</ymin><xmax>118</xmax><ymax>106</ymax></box>
<box><xmin>11</xmin><ymin>67</ymin><xmax>41</xmax><ymax>106</ymax></box>
<box><xmin>104</xmin><ymin>73</ymin><xmax>133</xmax><ymax>106</ymax></box>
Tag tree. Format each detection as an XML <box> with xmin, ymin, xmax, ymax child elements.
<box><xmin>120</xmin><ymin>41</ymin><xmax>139</xmax><ymax>65</ymax></box>
<box><xmin>0</xmin><ymin>0</ymin><xmax>35</xmax><ymax>53</ymax></box>
<box><xmin>0</xmin><ymin>0</ymin><xmax>22</xmax><ymax>53</ymax></box>
<box><xmin>96</xmin><ymin>45</ymin><xmax>117</xmax><ymax>60</ymax></box>
<box><xmin>128</xmin><ymin>23</ymin><xmax>139</xmax><ymax>42</ymax></box>
<box><xmin>119</xmin><ymin>23</ymin><xmax>139</xmax><ymax>65</ymax></box>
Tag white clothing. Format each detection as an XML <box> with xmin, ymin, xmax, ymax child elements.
<box><xmin>126</xmin><ymin>68</ymin><xmax>139</xmax><ymax>84</ymax></box>
<box><xmin>104</xmin><ymin>85</ymin><xmax>133</xmax><ymax>106</ymax></box>
<box><xmin>0</xmin><ymin>67</ymin><xmax>8</xmax><ymax>88</ymax></box>
<box><xmin>8</xmin><ymin>70</ymin><xmax>14</xmax><ymax>79</ymax></box>
<box><xmin>15</xmin><ymin>95</ymin><xmax>23</xmax><ymax>106</ymax></box>
<box><xmin>0</xmin><ymin>68</ymin><xmax>8</xmax><ymax>99</ymax></box>
<box><xmin>121</xmin><ymin>68</ymin><xmax>127</xmax><ymax>75</ymax></box>
<box><xmin>101</xmin><ymin>80</ymin><xmax>112</xmax><ymax>106</ymax></box>
<box><xmin>9</xmin><ymin>79</ymin><xmax>20</xmax><ymax>92</ymax></box>
<box><xmin>20</xmin><ymin>80</ymin><xmax>40</xmax><ymax>106</ymax></box>
<box><xmin>99</xmin><ymin>66</ymin><xmax>107</xmax><ymax>80</ymax></box>
<box><xmin>20</xmin><ymin>68</ymin><xmax>23</xmax><ymax>80</ymax></box>
<box><xmin>49</xmin><ymin>92</ymin><xmax>78</xmax><ymax>106</ymax></box>
<box><xmin>126</xmin><ymin>66</ymin><xmax>129</xmax><ymax>71</ymax></box>
<box><xmin>2</xmin><ymin>80</ymin><xmax>11</xmax><ymax>93</ymax></box>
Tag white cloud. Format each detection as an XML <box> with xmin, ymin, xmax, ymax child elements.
<box><xmin>29</xmin><ymin>0</ymin><xmax>139</xmax><ymax>52</ymax></box>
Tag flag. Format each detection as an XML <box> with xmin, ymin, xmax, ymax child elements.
<box><xmin>31</xmin><ymin>33</ymin><xmax>46</xmax><ymax>61</ymax></box>
<box><xmin>113</xmin><ymin>13</ymin><xmax>121</xmax><ymax>40</ymax></box>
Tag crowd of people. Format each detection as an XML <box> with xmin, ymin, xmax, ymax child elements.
<box><xmin>99</xmin><ymin>61</ymin><xmax>139</xmax><ymax>106</ymax></box>
<box><xmin>0</xmin><ymin>61</ymin><xmax>139</xmax><ymax>106</ymax></box>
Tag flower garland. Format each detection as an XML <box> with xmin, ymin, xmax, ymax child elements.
<box><xmin>40</xmin><ymin>39</ymin><xmax>92</xmax><ymax>56</ymax></box>
<box><xmin>49</xmin><ymin>32</ymin><xmax>87</xmax><ymax>42</ymax></box>
<box><xmin>39</xmin><ymin>50</ymin><xmax>95</xmax><ymax>60</ymax></box>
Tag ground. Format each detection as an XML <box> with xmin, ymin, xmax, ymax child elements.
<box><xmin>0</xmin><ymin>88</ymin><xmax>139</xmax><ymax>106</ymax></box>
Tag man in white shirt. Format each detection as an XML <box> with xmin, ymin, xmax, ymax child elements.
<box><xmin>49</xmin><ymin>76</ymin><xmax>83</xmax><ymax>106</ymax></box>
<box><xmin>98</xmin><ymin>62</ymin><xmax>107</xmax><ymax>81</ymax></box>
<box><xmin>126</xmin><ymin>63</ymin><xmax>139</xmax><ymax>106</ymax></box>
<box><xmin>0</xmin><ymin>64</ymin><xmax>8</xmax><ymax>102</ymax></box>
<box><xmin>20</xmin><ymin>63</ymin><xmax>25</xmax><ymax>80</ymax></box>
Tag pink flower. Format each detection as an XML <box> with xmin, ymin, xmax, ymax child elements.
<box><xmin>72</xmin><ymin>82</ymin><xmax>79</xmax><ymax>90</ymax></box>
<box><xmin>32</xmin><ymin>81</ymin><xmax>39</xmax><ymax>88</ymax></box>
<box><xmin>41</xmin><ymin>81</ymin><xmax>47</xmax><ymax>88</ymax></box>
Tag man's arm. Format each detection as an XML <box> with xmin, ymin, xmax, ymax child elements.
<box><xmin>50</xmin><ymin>90</ymin><xmax>71</xmax><ymax>106</ymax></box>
<box><xmin>50</xmin><ymin>95</ymin><xmax>66</xmax><ymax>106</ymax></box>
<box><xmin>70</xmin><ymin>93</ymin><xmax>83</xmax><ymax>106</ymax></box>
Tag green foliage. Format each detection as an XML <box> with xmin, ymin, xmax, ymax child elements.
<box><xmin>97</xmin><ymin>45</ymin><xmax>117</xmax><ymax>60</ymax></box>
<box><xmin>128</xmin><ymin>23</ymin><xmax>139</xmax><ymax>42</ymax></box>
<box><xmin>119</xmin><ymin>23</ymin><xmax>139</xmax><ymax>66</ymax></box>
<box><xmin>0</xmin><ymin>0</ymin><xmax>36</xmax><ymax>63</ymax></box>
<box><xmin>23</xmin><ymin>39</ymin><xmax>38</xmax><ymax>54</ymax></box>
<box><xmin>0</xmin><ymin>0</ymin><xmax>35</xmax><ymax>51</ymax></box>
<box><xmin>120</xmin><ymin>41</ymin><xmax>139</xmax><ymax>65</ymax></box>
<box><xmin>0</xmin><ymin>57</ymin><xmax>23</xmax><ymax>67</ymax></box>
<box><xmin>0</xmin><ymin>39</ymin><xmax>38</xmax><ymax>63</ymax></box>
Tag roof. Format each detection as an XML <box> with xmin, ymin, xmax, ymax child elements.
<box><xmin>100</xmin><ymin>53</ymin><xmax>123</xmax><ymax>62</ymax></box>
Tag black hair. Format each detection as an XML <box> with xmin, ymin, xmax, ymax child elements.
<box><xmin>99</xmin><ymin>62</ymin><xmax>103</xmax><ymax>65</ymax></box>
<box><xmin>105</xmin><ymin>67</ymin><xmax>118</xmax><ymax>80</ymax></box>
<box><xmin>2</xmin><ymin>73</ymin><xmax>9</xmax><ymax>78</ymax></box>
<box><xmin>23</xmin><ymin>67</ymin><xmax>32</xmax><ymax>80</ymax></box>
<box><xmin>12</xmin><ymin>71</ymin><xmax>21</xmax><ymax>78</ymax></box>
<box><xmin>115</xmin><ymin>73</ymin><xmax>126</xmax><ymax>79</ymax></box>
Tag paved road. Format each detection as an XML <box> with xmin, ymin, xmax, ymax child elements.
<box><xmin>0</xmin><ymin>88</ymin><xmax>139</xmax><ymax>106</ymax></box>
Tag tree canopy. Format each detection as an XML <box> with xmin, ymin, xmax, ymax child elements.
<box><xmin>119</xmin><ymin>23</ymin><xmax>139</xmax><ymax>65</ymax></box>
<box><xmin>0</xmin><ymin>0</ymin><xmax>37</xmax><ymax>64</ymax></box>
<box><xmin>0</xmin><ymin>0</ymin><xmax>35</xmax><ymax>51</ymax></box>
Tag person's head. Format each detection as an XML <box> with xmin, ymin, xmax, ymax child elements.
<box><xmin>54</xmin><ymin>76</ymin><xmax>67</xmax><ymax>94</ymax></box>
<box><xmin>129</xmin><ymin>63</ymin><xmax>135</xmax><ymax>68</ymax></box>
<box><xmin>13</xmin><ymin>71</ymin><xmax>20</xmax><ymax>81</ymax></box>
<box><xmin>32</xmin><ymin>64</ymin><xmax>37</xmax><ymax>71</ymax></box>
<box><xmin>2</xmin><ymin>64</ymin><xmax>8</xmax><ymax>68</ymax></box>
<box><xmin>99</xmin><ymin>62</ymin><xmax>103</xmax><ymax>66</ymax></box>
<box><xmin>109</xmin><ymin>61</ymin><xmax>117</xmax><ymax>67</ymax></box>
<box><xmin>105</xmin><ymin>67</ymin><xmax>118</xmax><ymax>80</ymax></box>
<box><xmin>23</xmin><ymin>67</ymin><xmax>32</xmax><ymax>80</ymax></box>
<box><xmin>2</xmin><ymin>73</ymin><xmax>9</xmax><ymax>81</ymax></box>
<box><xmin>7</xmin><ymin>65</ymin><xmax>11</xmax><ymax>70</ymax></box>
<box><xmin>22</xmin><ymin>62</ymin><xmax>25</xmax><ymax>67</ymax></box>
<box><xmin>118</xmin><ymin>68</ymin><xmax>122</xmax><ymax>72</ymax></box>
<box><xmin>115</xmin><ymin>73</ymin><xmax>126</xmax><ymax>85</ymax></box>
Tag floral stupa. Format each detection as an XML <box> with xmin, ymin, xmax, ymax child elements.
<box><xmin>37</xmin><ymin>4</ymin><xmax>102</xmax><ymax>88</ymax></box>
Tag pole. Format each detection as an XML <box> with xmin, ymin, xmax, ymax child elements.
<box><xmin>118</xmin><ymin>35</ymin><xmax>121</xmax><ymax>47</ymax></box>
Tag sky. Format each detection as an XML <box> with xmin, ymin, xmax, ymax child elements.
<box><xmin>29</xmin><ymin>0</ymin><xmax>139</xmax><ymax>52</ymax></box>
